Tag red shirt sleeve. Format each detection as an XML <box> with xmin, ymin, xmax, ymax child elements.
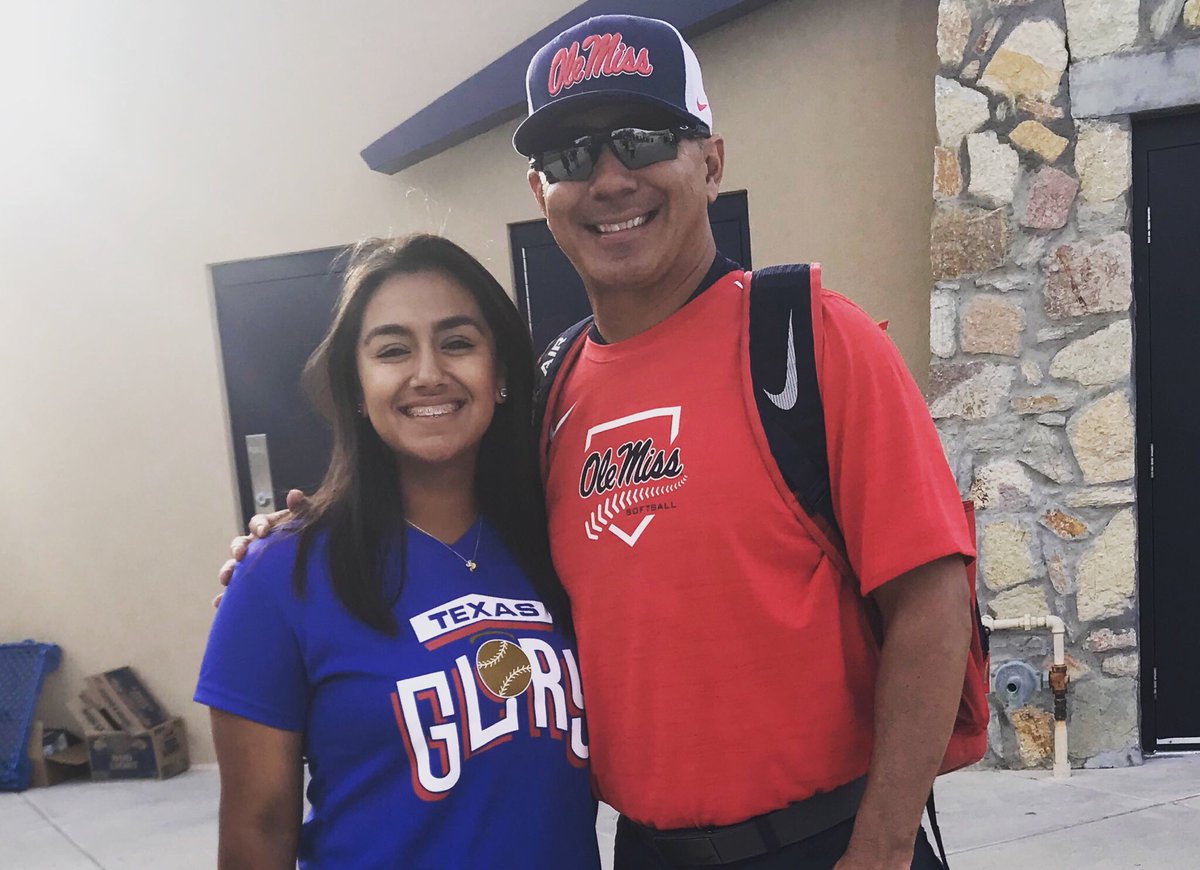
<box><xmin>817</xmin><ymin>289</ymin><xmax>975</xmax><ymax>595</ymax></box>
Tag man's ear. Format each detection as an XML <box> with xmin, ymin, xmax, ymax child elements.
<box><xmin>527</xmin><ymin>167</ymin><xmax>548</xmax><ymax>215</ymax></box>
<box><xmin>703</xmin><ymin>134</ymin><xmax>725</xmax><ymax>205</ymax></box>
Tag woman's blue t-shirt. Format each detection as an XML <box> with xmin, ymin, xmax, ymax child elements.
<box><xmin>195</xmin><ymin>522</ymin><xmax>600</xmax><ymax>869</ymax></box>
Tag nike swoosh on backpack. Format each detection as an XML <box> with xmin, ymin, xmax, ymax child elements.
<box><xmin>763</xmin><ymin>312</ymin><xmax>798</xmax><ymax>411</ymax></box>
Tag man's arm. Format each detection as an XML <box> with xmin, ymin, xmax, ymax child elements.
<box><xmin>211</xmin><ymin>709</ymin><xmax>304</xmax><ymax>870</ymax></box>
<box><xmin>836</xmin><ymin>554</ymin><xmax>971</xmax><ymax>870</ymax></box>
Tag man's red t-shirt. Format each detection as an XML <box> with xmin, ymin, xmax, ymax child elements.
<box><xmin>543</xmin><ymin>269</ymin><xmax>974</xmax><ymax>829</ymax></box>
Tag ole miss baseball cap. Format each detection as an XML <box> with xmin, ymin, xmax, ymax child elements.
<box><xmin>513</xmin><ymin>14</ymin><xmax>713</xmax><ymax>156</ymax></box>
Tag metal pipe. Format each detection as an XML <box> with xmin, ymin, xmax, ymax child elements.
<box><xmin>981</xmin><ymin>614</ymin><xmax>1071</xmax><ymax>778</ymax></box>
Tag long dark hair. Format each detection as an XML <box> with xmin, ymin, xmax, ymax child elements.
<box><xmin>290</xmin><ymin>234</ymin><xmax>571</xmax><ymax>637</ymax></box>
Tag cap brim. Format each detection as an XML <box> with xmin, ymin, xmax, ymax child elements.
<box><xmin>513</xmin><ymin>90</ymin><xmax>702</xmax><ymax>156</ymax></box>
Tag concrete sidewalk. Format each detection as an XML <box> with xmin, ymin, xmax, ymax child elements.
<box><xmin>3</xmin><ymin>755</ymin><xmax>1197</xmax><ymax>868</ymax></box>
<box><xmin>923</xmin><ymin>755</ymin><xmax>1200</xmax><ymax>868</ymax></box>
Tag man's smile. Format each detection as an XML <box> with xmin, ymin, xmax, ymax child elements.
<box><xmin>589</xmin><ymin>209</ymin><xmax>658</xmax><ymax>234</ymax></box>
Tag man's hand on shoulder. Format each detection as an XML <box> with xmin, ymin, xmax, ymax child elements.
<box><xmin>213</xmin><ymin>489</ymin><xmax>308</xmax><ymax>607</ymax></box>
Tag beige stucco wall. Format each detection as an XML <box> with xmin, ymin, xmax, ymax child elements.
<box><xmin>709</xmin><ymin>0</ymin><xmax>939</xmax><ymax>380</ymax></box>
<box><xmin>0</xmin><ymin>0</ymin><xmax>935</xmax><ymax>765</ymax></box>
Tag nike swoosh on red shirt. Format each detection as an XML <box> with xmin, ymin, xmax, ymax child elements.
<box><xmin>549</xmin><ymin>402</ymin><xmax>577</xmax><ymax>442</ymax></box>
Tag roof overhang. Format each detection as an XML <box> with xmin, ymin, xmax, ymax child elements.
<box><xmin>360</xmin><ymin>0</ymin><xmax>781</xmax><ymax>174</ymax></box>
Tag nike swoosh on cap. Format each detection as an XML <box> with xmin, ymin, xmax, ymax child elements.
<box><xmin>763</xmin><ymin>312</ymin><xmax>798</xmax><ymax>411</ymax></box>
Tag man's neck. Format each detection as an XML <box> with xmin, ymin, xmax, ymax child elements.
<box><xmin>587</xmin><ymin>239</ymin><xmax>716</xmax><ymax>344</ymax></box>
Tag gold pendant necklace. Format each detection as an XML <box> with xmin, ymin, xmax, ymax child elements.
<box><xmin>407</xmin><ymin>518</ymin><xmax>483</xmax><ymax>572</ymax></box>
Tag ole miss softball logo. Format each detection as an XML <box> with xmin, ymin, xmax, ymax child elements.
<box><xmin>575</xmin><ymin>406</ymin><xmax>688</xmax><ymax>547</ymax></box>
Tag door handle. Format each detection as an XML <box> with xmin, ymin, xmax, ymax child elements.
<box><xmin>245</xmin><ymin>434</ymin><xmax>276</xmax><ymax>513</ymax></box>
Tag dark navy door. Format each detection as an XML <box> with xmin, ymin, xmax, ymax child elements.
<box><xmin>511</xmin><ymin>190</ymin><xmax>752</xmax><ymax>354</ymax></box>
<box><xmin>212</xmin><ymin>247</ymin><xmax>347</xmax><ymax>526</ymax></box>
<box><xmin>1134</xmin><ymin>111</ymin><xmax>1200</xmax><ymax>751</ymax></box>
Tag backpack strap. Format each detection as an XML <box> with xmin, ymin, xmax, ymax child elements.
<box><xmin>926</xmin><ymin>788</ymin><xmax>950</xmax><ymax>867</ymax></box>
<box><xmin>749</xmin><ymin>266</ymin><xmax>990</xmax><ymax>780</ymax></box>
<box><xmin>747</xmin><ymin>264</ymin><xmax>851</xmax><ymax>574</ymax></box>
<box><xmin>534</xmin><ymin>316</ymin><xmax>593</xmax><ymax>476</ymax></box>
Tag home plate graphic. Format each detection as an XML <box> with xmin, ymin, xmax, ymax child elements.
<box><xmin>576</xmin><ymin>406</ymin><xmax>688</xmax><ymax>547</ymax></box>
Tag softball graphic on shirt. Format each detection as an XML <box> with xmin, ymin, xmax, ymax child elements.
<box><xmin>475</xmin><ymin>639</ymin><xmax>533</xmax><ymax>699</ymax></box>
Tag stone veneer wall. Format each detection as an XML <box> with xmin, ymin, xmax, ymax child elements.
<box><xmin>928</xmin><ymin>0</ymin><xmax>1200</xmax><ymax>769</ymax></box>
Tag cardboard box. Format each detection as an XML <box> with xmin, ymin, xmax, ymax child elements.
<box><xmin>85</xmin><ymin>716</ymin><xmax>189</xmax><ymax>781</ymax></box>
<box><xmin>67</xmin><ymin>696</ymin><xmax>118</xmax><ymax>734</ymax></box>
<box><xmin>25</xmin><ymin>722</ymin><xmax>89</xmax><ymax>788</ymax></box>
<box><xmin>66</xmin><ymin>665</ymin><xmax>187</xmax><ymax>782</ymax></box>
<box><xmin>85</xmin><ymin>667</ymin><xmax>168</xmax><ymax>734</ymax></box>
<box><xmin>79</xmin><ymin>687</ymin><xmax>107</xmax><ymax>715</ymax></box>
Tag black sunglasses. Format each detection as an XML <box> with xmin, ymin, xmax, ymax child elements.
<box><xmin>531</xmin><ymin>124</ymin><xmax>711</xmax><ymax>184</ymax></box>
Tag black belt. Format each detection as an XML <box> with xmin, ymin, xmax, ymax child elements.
<box><xmin>626</xmin><ymin>777</ymin><xmax>866</xmax><ymax>866</ymax></box>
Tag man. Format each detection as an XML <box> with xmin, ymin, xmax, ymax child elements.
<box><xmin>225</xmin><ymin>15</ymin><xmax>973</xmax><ymax>869</ymax></box>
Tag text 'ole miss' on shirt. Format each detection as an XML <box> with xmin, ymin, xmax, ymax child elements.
<box><xmin>542</xmin><ymin>267</ymin><xmax>973</xmax><ymax>830</ymax></box>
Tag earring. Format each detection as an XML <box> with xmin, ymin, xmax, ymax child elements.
<box><xmin>498</xmin><ymin>387</ymin><xmax>509</xmax><ymax>401</ymax></box>
<box><xmin>357</xmin><ymin>402</ymin><xmax>366</xmax><ymax>417</ymax></box>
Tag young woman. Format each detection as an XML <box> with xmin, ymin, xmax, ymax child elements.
<box><xmin>195</xmin><ymin>235</ymin><xmax>599</xmax><ymax>869</ymax></box>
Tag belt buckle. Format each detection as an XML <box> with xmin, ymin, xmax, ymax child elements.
<box><xmin>661</xmin><ymin>833</ymin><xmax>722</xmax><ymax>865</ymax></box>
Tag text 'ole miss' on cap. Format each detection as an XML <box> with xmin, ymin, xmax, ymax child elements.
<box><xmin>513</xmin><ymin>14</ymin><xmax>713</xmax><ymax>156</ymax></box>
<box><xmin>547</xmin><ymin>33</ymin><xmax>654</xmax><ymax>95</ymax></box>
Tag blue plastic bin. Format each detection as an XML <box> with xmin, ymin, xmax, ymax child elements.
<box><xmin>0</xmin><ymin>641</ymin><xmax>62</xmax><ymax>791</ymax></box>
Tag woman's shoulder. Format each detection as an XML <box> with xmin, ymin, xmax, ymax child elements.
<box><xmin>232</xmin><ymin>525</ymin><xmax>329</xmax><ymax>594</ymax></box>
